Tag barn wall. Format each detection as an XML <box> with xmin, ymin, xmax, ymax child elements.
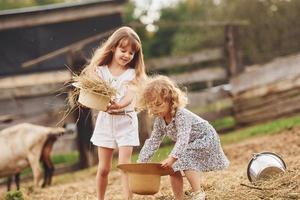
<box><xmin>0</xmin><ymin>13</ymin><xmax>121</xmax><ymax>76</ymax></box>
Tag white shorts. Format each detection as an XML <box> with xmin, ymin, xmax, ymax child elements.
<box><xmin>91</xmin><ymin>111</ymin><xmax>140</xmax><ymax>149</ymax></box>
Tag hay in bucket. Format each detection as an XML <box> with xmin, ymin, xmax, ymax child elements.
<box><xmin>56</xmin><ymin>69</ymin><xmax>118</xmax><ymax>126</ymax></box>
<box><xmin>69</xmin><ymin>73</ymin><xmax>117</xmax><ymax>111</ymax></box>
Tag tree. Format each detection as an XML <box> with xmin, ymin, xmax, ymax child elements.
<box><xmin>126</xmin><ymin>0</ymin><xmax>300</xmax><ymax>65</ymax></box>
<box><xmin>0</xmin><ymin>0</ymin><xmax>76</xmax><ymax>10</ymax></box>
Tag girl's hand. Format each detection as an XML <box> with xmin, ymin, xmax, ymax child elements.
<box><xmin>106</xmin><ymin>101</ymin><xmax>122</xmax><ymax>112</ymax></box>
<box><xmin>161</xmin><ymin>156</ymin><xmax>177</xmax><ymax>168</ymax></box>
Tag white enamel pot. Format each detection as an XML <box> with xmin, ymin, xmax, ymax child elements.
<box><xmin>247</xmin><ymin>152</ymin><xmax>286</xmax><ymax>182</ymax></box>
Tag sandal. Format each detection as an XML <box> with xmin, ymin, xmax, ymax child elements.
<box><xmin>188</xmin><ymin>190</ymin><xmax>206</xmax><ymax>200</ymax></box>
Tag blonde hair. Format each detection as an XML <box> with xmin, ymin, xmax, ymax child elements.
<box><xmin>138</xmin><ymin>75</ymin><xmax>188</xmax><ymax>116</ymax></box>
<box><xmin>85</xmin><ymin>26</ymin><xmax>146</xmax><ymax>83</ymax></box>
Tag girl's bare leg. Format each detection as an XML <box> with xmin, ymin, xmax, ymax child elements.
<box><xmin>118</xmin><ymin>146</ymin><xmax>133</xmax><ymax>200</ymax></box>
<box><xmin>170</xmin><ymin>171</ymin><xmax>184</xmax><ymax>200</ymax></box>
<box><xmin>184</xmin><ymin>170</ymin><xmax>202</xmax><ymax>192</ymax></box>
<box><xmin>96</xmin><ymin>147</ymin><xmax>114</xmax><ymax>200</ymax></box>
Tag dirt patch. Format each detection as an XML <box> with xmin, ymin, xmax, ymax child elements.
<box><xmin>1</xmin><ymin>126</ymin><xmax>299</xmax><ymax>200</ymax></box>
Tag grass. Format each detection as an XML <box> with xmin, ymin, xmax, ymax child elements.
<box><xmin>3</xmin><ymin>190</ymin><xmax>24</xmax><ymax>200</ymax></box>
<box><xmin>211</xmin><ymin>116</ymin><xmax>235</xmax><ymax>131</ymax></box>
<box><xmin>14</xmin><ymin>151</ymin><xmax>80</xmax><ymax>178</ymax></box>
<box><xmin>51</xmin><ymin>151</ymin><xmax>79</xmax><ymax>165</ymax></box>
<box><xmin>190</xmin><ymin>99</ymin><xmax>235</xmax><ymax>131</ymax></box>
<box><xmin>220</xmin><ymin>113</ymin><xmax>300</xmax><ymax>145</ymax></box>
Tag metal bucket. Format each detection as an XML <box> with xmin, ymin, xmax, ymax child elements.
<box><xmin>247</xmin><ymin>152</ymin><xmax>286</xmax><ymax>182</ymax></box>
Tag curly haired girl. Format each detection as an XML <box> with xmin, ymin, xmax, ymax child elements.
<box><xmin>137</xmin><ymin>75</ymin><xmax>229</xmax><ymax>200</ymax></box>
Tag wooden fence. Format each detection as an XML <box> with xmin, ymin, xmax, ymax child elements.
<box><xmin>142</xmin><ymin>32</ymin><xmax>300</xmax><ymax>135</ymax></box>
<box><xmin>0</xmin><ymin>71</ymin><xmax>71</xmax><ymax>129</ymax></box>
<box><xmin>231</xmin><ymin>53</ymin><xmax>300</xmax><ymax>125</ymax></box>
<box><xmin>142</xmin><ymin>49</ymin><xmax>234</xmax><ymax>134</ymax></box>
<box><xmin>142</xmin><ymin>53</ymin><xmax>300</xmax><ymax>139</ymax></box>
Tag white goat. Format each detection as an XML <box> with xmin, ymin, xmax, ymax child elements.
<box><xmin>0</xmin><ymin>123</ymin><xmax>65</xmax><ymax>188</ymax></box>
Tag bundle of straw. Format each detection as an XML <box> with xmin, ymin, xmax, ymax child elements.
<box><xmin>72</xmin><ymin>74</ymin><xmax>117</xmax><ymax>97</ymax></box>
<box><xmin>68</xmin><ymin>73</ymin><xmax>117</xmax><ymax>110</ymax></box>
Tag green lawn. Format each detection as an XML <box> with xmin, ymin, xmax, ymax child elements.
<box><xmin>211</xmin><ymin>116</ymin><xmax>235</xmax><ymax>131</ymax></box>
<box><xmin>52</xmin><ymin>151</ymin><xmax>79</xmax><ymax>165</ymax></box>
<box><xmin>220</xmin><ymin>114</ymin><xmax>300</xmax><ymax>145</ymax></box>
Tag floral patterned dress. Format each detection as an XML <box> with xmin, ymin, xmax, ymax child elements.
<box><xmin>138</xmin><ymin>108</ymin><xmax>229</xmax><ymax>172</ymax></box>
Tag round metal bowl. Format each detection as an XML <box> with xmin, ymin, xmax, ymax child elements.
<box><xmin>247</xmin><ymin>152</ymin><xmax>286</xmax><ymax>182</ymax></box>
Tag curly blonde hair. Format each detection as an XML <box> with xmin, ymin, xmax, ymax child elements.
<box><xmin>138</xmin><ymin>75</ymin><xmax>188</xmax><ymax>116</ymax></box>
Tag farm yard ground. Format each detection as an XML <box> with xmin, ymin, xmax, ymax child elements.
<box><xmin>1</xmin><ymin>126</ymin><xmax>299</xmax><ymax>200</ymax></box>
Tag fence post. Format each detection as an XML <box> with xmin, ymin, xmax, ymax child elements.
<box><xmin>225</xmin><ymin>25</ymin><xmax>243</xmax><ymax>77</ymax></box>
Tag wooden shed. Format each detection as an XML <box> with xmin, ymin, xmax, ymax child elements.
<box><xmin>0</xmin><ymin>0</ymin><xmax>127</xmax><ymax>168</ymax></box>
<box><xmin>0</xmin><ymin>0</ymin><xmax>125</xmax><ymax>75</ymax></box>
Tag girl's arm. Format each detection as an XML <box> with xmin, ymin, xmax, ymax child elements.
<box><xmin>137</xmin><ymin>118</ymin><xmax>165</xmax><ymax>163</ymax></box>
<box><xmin>107</xmin><ymin>88</ymin><xmax>134</xmax><ymax>110</ymax></box>
<box><xmin>169</xmin><ymin>111</ymin><xmax>192</xmax><ymax>159</ymax></box>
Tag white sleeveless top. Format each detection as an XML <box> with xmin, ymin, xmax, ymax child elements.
<box><xmin>96</xmin><ymin>65</ymin><xmax>136</xmax><ymax>111</ymax></box>
<box><xmin>91</xmin><ymin>65</ymin><xmax>139</xmax><ymax>148</ymax></box>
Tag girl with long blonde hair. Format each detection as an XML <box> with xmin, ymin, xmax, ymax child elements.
<box><xmin>83</xmin><ymin>26</ymin><xmax>146</xmax><ymax>200</ymax></box>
